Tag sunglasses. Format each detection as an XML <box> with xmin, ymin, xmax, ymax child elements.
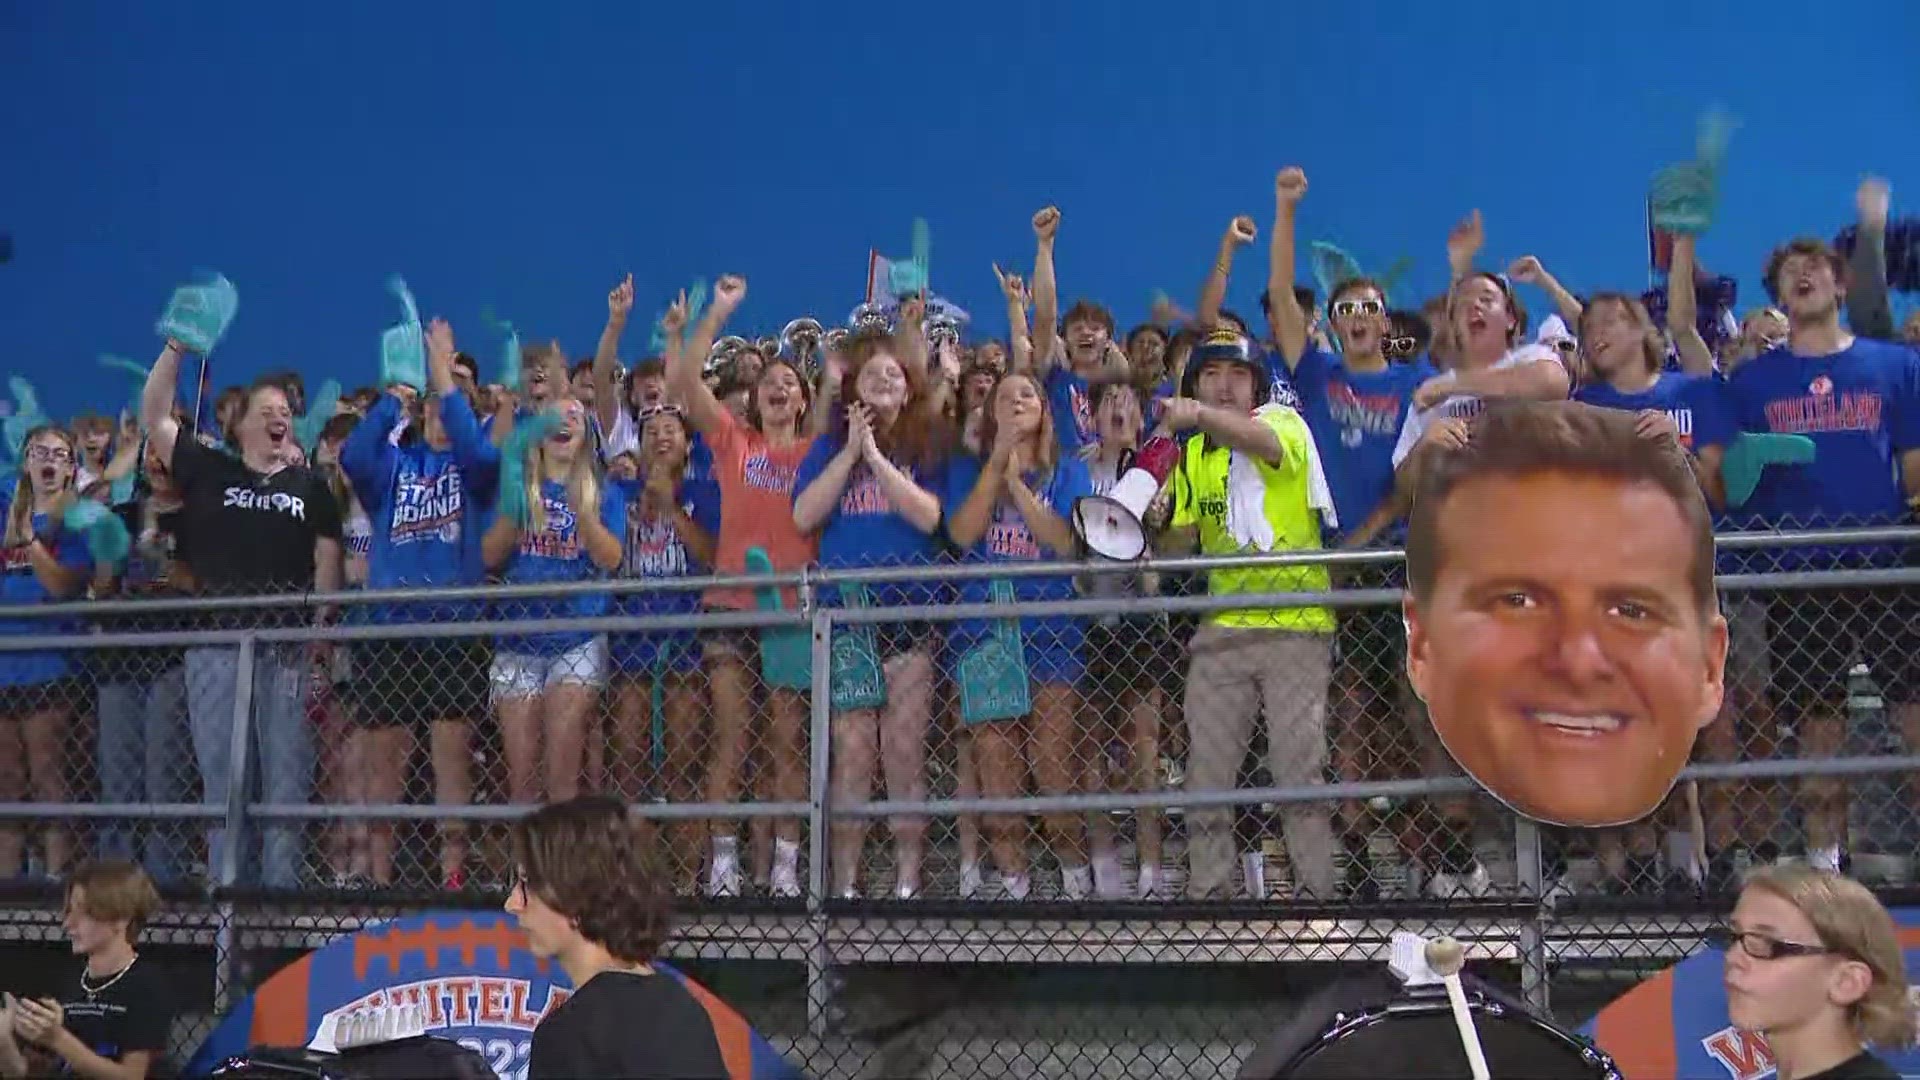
<box><xmin>1548</xmin><ymin>338</ymin><xmax>1579</xmax><ymax>357</ymax></box>
<box><xmin>1332</xmin><ymin>299</ymin><xmax>1386</xmax><ymax>318</ymax></box>
<box><xmin>1705</xmin><ymin>926</ymin><xmax>1836</xmax><ymax>961</ymax></box>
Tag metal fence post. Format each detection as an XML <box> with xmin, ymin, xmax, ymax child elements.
<box><xmin>1512</xmin><ymin>813</ymin><xmax>1551</xmax><ymax>1016</ymax></box>
<box><xmin>805</xmin><ymin>596</ymin><xmax>836</xmax><ymax>1040</ymax></box>
<box><xmin>212</xmin><ymin>634</ymin><xmax>258</xmax><ymax>1016</ymax></box>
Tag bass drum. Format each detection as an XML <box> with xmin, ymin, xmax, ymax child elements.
<box><xmin>1238</xmin><ymin>971</ymin><xmax>1621</xmax><ymax>1080</ymax></box>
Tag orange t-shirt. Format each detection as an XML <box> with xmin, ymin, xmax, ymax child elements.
<box><xmin>703</xmin><ymin>409</ymin><xmax>817</xmax><ymax>611</ymax></box>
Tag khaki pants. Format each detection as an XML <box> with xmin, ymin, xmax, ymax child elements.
<box><xmin>1182</xmin><ymin>625</ymin><xmax>1336</xmax><ymax>898</ymax></box>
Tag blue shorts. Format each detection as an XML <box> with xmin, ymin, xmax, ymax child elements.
<box><xmin>946</xmin><ymin>616</ymin><xmax>1086</xmax><ymax>687</ymax></box>
<box><xmin>611</xmin><ymin>631</ymin><xmax>701</xmax><ymax>677</ymax></box>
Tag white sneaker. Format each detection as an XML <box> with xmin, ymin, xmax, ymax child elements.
<box><xmin>770</xmin><ymin>840</ymin><xmax>801</xmax><ymax>898</ymax></box>
<box><xmin>1137</xmin><ymin>863</ymin><xmax>1163</xmax><ymax>900</ymax></box>
<box><xmin>1002</xmin><ymin>872</ymin><xmax>1032</xmax><ymax>901</ymax></box>
<box><xmin>1428</xmin><ymin>861</ymin><xmax>1493</xmax><ymax>899</ymax></box>
<box><xmin>706</xmin><ymin>838</ymin><xmax>741</xmax><ymax>898</ymax></box>
<box><xmin>1061</xmin><ymin>863</ymin><xmax>1093</xmax><ymax>900</ymax></box>
<box><xmin>959</xmin><ymin>861</ymin><xmax>985</xmax><ymax>899</ymax></box>
<box><xmin>1093</xmin><ymin>852</ymin><xmax>1129</xmax><ymax>900</ymax></box>
<box><xmin>1241</xmin><ymin>852</ymin><xmax>1268</xmax><ymax>900</ymax></box>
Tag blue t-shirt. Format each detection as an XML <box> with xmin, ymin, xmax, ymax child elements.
<box><xmin>1263</xmin><ymin>347</ymin><xmax>1303</xmax><ymax>411</ymax></box>
<box><xmin>0</xmin><ymin>512</ymin><xmax>94</xmax><ymax>688</ymax></box>
<box><xmin>1044</xmin><ymin>365</ymin><xmax>1098</xmax><ymax>458</ymax></box>
<box><xmin>792</xmin><ymin>434</ymin><xmax>944</xmax><ymax>607</ymax></box>
<box><xmin>685</xmin><ymin>434</ymin><xmax>722</xmax><ymax>537</ymax></box>
<box><xmin>1574</xmin><ymin>371</ymin><xmax>1720</xmax><ymax>454</ymax></box>
<box><xmin>1290</xmin><ymin>348</ymin><xmax>1435</xmax><ymax>539</ymax></box>
<box><xmin>943</xmin><ymin>452</ymin><xmax>1092</xmax><ymax>606</ymax></box>
<box><xmin>494</xmin><ymin>478</ymin><xmax>627</xmax><ymax>655</ymax></box>
<box><xmin>342</xmin><ymin>393</ymin><xmax>501</xmax><ymax>624</ymax></box>
<box><xmin>612</xmin><ymin>477</ymin><xmax>702</xmax><ymax>618</ymax></box>
<box><xmin>1696</xmin><ymin>338</ymin><xmax>1920</xmax><ymax>565</ymax></box>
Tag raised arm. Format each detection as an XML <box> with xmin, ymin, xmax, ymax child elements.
<box><xmin>893</xmin><ymin>293</ymin><xmax>930</xmax><ymax>385</ymax></box>
<box><xmin>1847</xmin><ymin>177</ymin><xmax>1895</xmax><ymax>341</ymax></box>
<box><xmin>1446</xmin><ymin>210</ymin><xmax>1484</xmax><ymax>285</ymax></box>
<box><xmin>1506</xmin><ymin>256</ymin><xmax>1585</xmax><ymax>329</ymax></box>
<box><xmin>593</xmin><ymin>274</ymin><xmax>634</xmax><ymax>436</ymax></box>
<box><xmin>1157</xmin><ymin>397</ymin><xmax>1283</xmax><ymax>466</ymax></box>
<box><xmin>139</xmin><ymin>341</ymin><xmax>186</xmax><ymax>466</ymax></box>
<box><xmin>339</xmin><ymin>389</ymin><xmax>404</xmax><ymax>511</ymax></box>
<box><xmin>992</xmin><ymin>264</ymin><xmax>1033</xmax><ymax>372</ymax></box>
<box><xmin>1664</xmin><ymin>237</ymin><xmax>1718</xmax><ymax>377</ymax></box>
<box><xmin>1266</xmin><ymin>167</ymin><xmax>1311</xmax><ymax>367</ymax></box>
<box><xmin>1030</xmin><ymin>207</ymin><xmax>1061</xmax><ymax>376</ymax></box>
<box><xmin>669</xmin><ymin>276</ymin><xmax>742</xmax><ymax>440</ymax></box>
<box><xmin>1196</xmin><ymin>215</ymin><xmax>1257</xmax><ymax>330</ymax></box>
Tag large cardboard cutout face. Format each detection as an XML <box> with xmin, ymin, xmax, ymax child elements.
<box><xmin>1405</xmin><ymin>471</ymin><xmax>1728</xmax><ymax>827</ymax></box>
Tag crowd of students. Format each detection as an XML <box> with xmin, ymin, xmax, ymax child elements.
<box><xmin>0</xmin><ymin>167</ymin><xmax>1915</xmax><ymax>908</ymax></box>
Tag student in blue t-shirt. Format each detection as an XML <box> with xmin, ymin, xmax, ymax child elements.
<box><xmin>337</xmin><ymin>319</ymin><xmax>503</xmax><ymax>889</ymax></box>
<box><xmin>606</xmin><ymin>405</ymin><xmax>715</xmax><ymax>893</ymax></box>
<box><xmin>1574</xmin><ymin>291</ymin><xmax>1720</xmax><ymax>463</ymax></box>
<box><xmin>792</xmin><ymin>331</ymin><xmax>946</xmax><ymax>899</ymax></box>
<box><xmin>945</xmin><ymin>370</ymin><xmax>1098</xmax><ymax>902</ymax></box>
<box><xmin>482</xmin><ymin>395</ymin><xmax>626</xmax><ymax>810</ymax></box>
<box><xmin>0</xmin><ymin>426</ymin><xmax>95</xmax><ymax>880</ymax></box>
<box><xmin>1695</xmin><ymin>235</ymin><xmax>1920</xmax><ymax>876</ymax></box>
<box><xmin>1262</xmin><ymin>165</ymin><xmax>1449</xmax><ymax>897</ymax></box>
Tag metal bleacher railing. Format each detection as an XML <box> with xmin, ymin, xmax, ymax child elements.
<box><xmin>1</xmin><ymin>525</ymin><xmax>1917</xmax><ymax>1079</ymax></box>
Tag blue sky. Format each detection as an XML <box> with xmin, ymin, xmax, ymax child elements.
<box><xmin>2</xmin><ymin>0</ymin><xmax>1914</xmax><ymax>419</ymax></box>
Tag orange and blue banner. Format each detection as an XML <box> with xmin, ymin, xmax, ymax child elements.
<box><xmin>1581</xmin><ymin>905</ymin><xmax>1920</xmax><ymax>1079</ymax></box>
<box><xmin>183</xmin><ymin>909</ymin><xmax>803</xmax><ymax>1080</ymax></box>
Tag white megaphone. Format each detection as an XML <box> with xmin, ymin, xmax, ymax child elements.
<box><xmin>1071</xmin><ymin>436</ymin><xmax>1180</xmax><ymax>561</ymax></box>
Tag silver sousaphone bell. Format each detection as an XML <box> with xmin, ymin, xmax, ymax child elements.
<box><xmin>1071</xmin><ymin>436</ymin><xmax>1180</xmax><ymax>561</ymax></box>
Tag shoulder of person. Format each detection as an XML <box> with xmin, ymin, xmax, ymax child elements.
<box><xmin>1503</xmin><ymin>342</ymin><xmax>1559</xmax><ymax>368</ymax></box>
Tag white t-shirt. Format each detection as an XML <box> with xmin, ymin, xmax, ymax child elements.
<box><xmin>1390</xmin><ymin>343</ymin><xmax>1561</xmax><ymax>468</ymax></box>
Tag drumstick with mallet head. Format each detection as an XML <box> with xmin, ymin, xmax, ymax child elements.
<box><xmin>1425</xmin><ymin>936</ymin><xmax>1492</xmax><ymax>1080</ymax></box>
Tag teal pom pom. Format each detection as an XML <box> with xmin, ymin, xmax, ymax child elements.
<box><xmin>1649</xmin><ymin>109</ymin><xmax>1738</xmax><ymax>238</ymax></box>
<box><xmin>62</xmin><ymin>499</ymin><xmax>131</xmax><ymax>569</ymax></box>
<box><xmin>911</xmin><ymin>218</ymin><xmax>931</xmax><ymax>287</ymax></box>
<box><xmin>494</xmin><ymin>409</ymin><xmax>565</xmax><ymax>526</ymax></box>
<box><xmin>481</xmin><ymin>308</ymin><xmax>522</xmax><ymax>392</ymax></box>
<box><xmin>155</xmin><ymin>272</ymin><xmax>239</xmax><ymax>355</ymax></box>
<box><xmin>1309</xmin><ymin>242</ymin><xmax>1367</xmax><ymax>301</ymax></box>
<box><xmin>1722</xmin><ymin>432</ymin><xmax>1815</xmax><ymax>508</ymax></box>
<box><xmin>379</xmin><ymin>275</ymin><xmax>427</xmax><ymax>391</ymax></box>
<box><xmin>294</xmin><ymin>380</ymin><xmax>342</xmax><ymax>451</ymax></box>
<box><xmin>4</xmin><ymin>377</ymin><xmax>48</xmax><ymax>461</ymax></box>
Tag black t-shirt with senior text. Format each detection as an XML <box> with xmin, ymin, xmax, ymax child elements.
<box><xmin>169</xmin><ymin>435</ymin><xmax>341</xmax><ymax>622</ymax></box>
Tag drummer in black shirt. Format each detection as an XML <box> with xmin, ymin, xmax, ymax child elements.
<box><xmin>0</xmin><ymin>859</ymin><xmax>173</xmax><ymax>1079</ymax></box>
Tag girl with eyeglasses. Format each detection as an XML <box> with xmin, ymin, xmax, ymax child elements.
<box><xmin>1714</xmin><ymin>863</ymin><xmax>1911</xmax><ymax>1079</ymax></box>
<box><xmin>0</xmin><ymin>426</ymin><xmax>95</xmax><ymax>880</ymax></box>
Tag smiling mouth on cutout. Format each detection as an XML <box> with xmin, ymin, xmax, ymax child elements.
<box><xmin>1525</xmin><ymin>709</ymin><xmax>1627</xmax><ymax>740</ymax></box>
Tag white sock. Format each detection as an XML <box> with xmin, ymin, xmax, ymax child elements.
<box><xmin>1062</xmin><ymin>862</ymin><xmax>1093</xmax><ymax>899</ymax></box>
<box><xmin>1003</xmin><ymin>872</ymin><xmax>1031</xmax><ymax>901</ymax></box>
<box><xmin>773</xmin><ymin>839</ymin><xmax>800</xmax><ymax>872</ymax></box>
<box><xmin>1809</xmin><ymin>846</ymin><xmax>1843</xmax><ymax>873</ymax></box>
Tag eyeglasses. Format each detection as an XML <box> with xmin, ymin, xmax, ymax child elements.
<box><xmin>26</xmin><ymin>446</ymin><xmax>73</xmax><ymax>463</ymax></box>
<box><xmin>1705</xmin><ymin>925</ymin><xmax>1835</xmax><ymax>961</ymax></box>
<box><xmin>1332</xmin><ymin>299</ymin><xmax>1386</xmax><ymax>318</ymax></box>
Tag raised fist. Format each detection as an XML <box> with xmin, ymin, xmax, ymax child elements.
<box><xmin>1228</xmin><ymin>216</ymin><xmax>1258</xmax><ymax>244</ymax></box>
<box><xmin>1275</xmin><ymin>167</ymin><xmax>1308</xmax><ymax>206</ymax></box>
<box><xmin>1032</xmin><ymin>206</ymin><xmax>1061</xmax><ymax>241</ymax></box>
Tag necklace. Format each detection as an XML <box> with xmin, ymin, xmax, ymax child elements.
<box><xmin>80</xmin><ymin>954</ymin><xmax>137</xmax><ymax>1000</ymax></box>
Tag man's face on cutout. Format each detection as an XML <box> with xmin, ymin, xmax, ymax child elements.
<box><xmin>1404</xmin><ymin>471</ymin><xmax>1727</xmax><ymax>826</ymax></box>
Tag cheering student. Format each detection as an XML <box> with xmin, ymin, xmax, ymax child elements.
<box><xmin>1695</xmin><ymin>235</ymin><xmax>1920</xmax><ymax>876</ymax></box>
<box><xmin>1026</xmin><ymin>206</ymin><xmax>1132</xmax><ymax>456</ymax></box>
<box><xmin>337</xmin><ymin>318</ymin><xmax>500</xmax><ymax>889</ymax></box>
<box><xmin>668</xmin><ymin>275</ymin><xmax>816</xmax><ymax>899</ymax></box>
<box><xmin>482</xmin><ymin>393</ymin><xmax>624</xmax><ymax>808</ymax></box>
<box><xmin>0</xmin><ymin>425</ymin><xmax>94</xmax><ymax>881</ymax></box>
<box><xmin>1162</xmin><ymin>329</ymin><xmax>1340</xmax><ymax>901</ymax></box>
<box><xmin>792</xmin><ymin>327</ymin><xmax>947</xmax><ymax>900</ymax></box>
<box><xmin>1262</xmin><ymin>165</ymin><xmax>1446</xmax><ymax>898</ymax></box>
<box><xmin>1716</xmin><ymin>863</ymin><xmax>1911</xmax><ymax>1080</ymax></box>
<box><xmin>0</xmin><ymin>859</ymin><xmax>171</xmax><ymax>1079</ymax></box>
<box><xmin>140</xmin><ymin>340</ymin><xmax>345</xmax><ymax>889</ymax></box>
<box><xmin>507</xmin><ymin>796</ymin><xmax>801</xmax><ymax>1080</ymax></box>
<box><xmin>946</xmin><ymin>370</ymin><xmax>1099</xmax><ymax>900</ymax></box>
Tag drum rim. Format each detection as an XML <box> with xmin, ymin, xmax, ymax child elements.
<box><xmin>1272</xmin><ymin>992</ymin><xmax>1624</xmax><ymax>1079</ymax></box>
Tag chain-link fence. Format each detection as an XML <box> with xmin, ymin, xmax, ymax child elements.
<box><xmin>2</xmin><ymin>527</ymin><xmax>1918</xmax><ymax>1078</ymax></box>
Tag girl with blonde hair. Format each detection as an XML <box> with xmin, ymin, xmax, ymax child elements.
<box><xmin>1717</xmin><ymin>863</ymin><xmax>1912</xmax><ymax>1079</ymax></box>
<box><xmin>482</xmin><ymin>395</ymin><xmax>624</xmax><ymax>808</ymax></box>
